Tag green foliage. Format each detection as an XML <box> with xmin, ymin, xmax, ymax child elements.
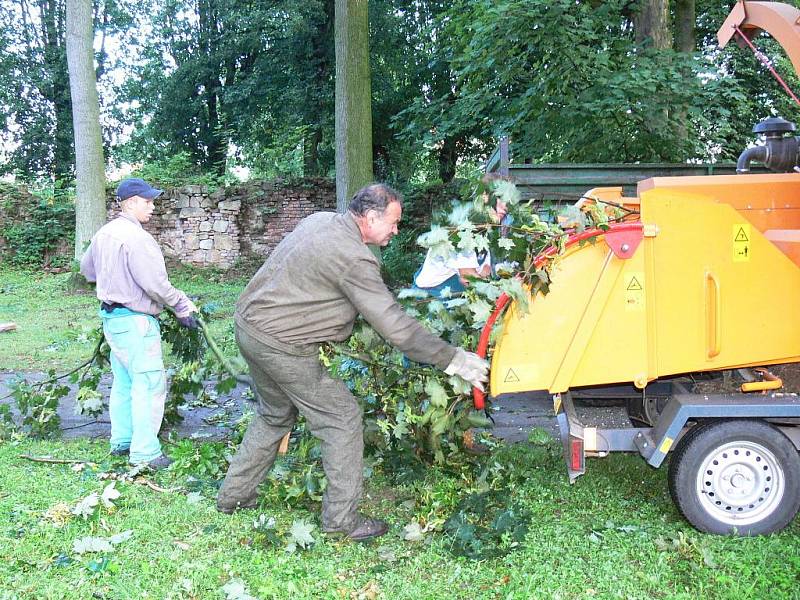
<box><xmin>170</xmin><ymin>439</ymin><xmax>231</xmax><ymax>480</ymax></box>
<box><xmin>444</xmin><ymin>490</ymin><xmax>530</xmax><ymax>560</ymax></box>
<box><xmin>0</xmin><ymin>403</ymin><xmax>15</xmax><ymax>440</ymax></box>
<box><xmin>4</xmin><ymin>0</ymin><xmax>800</xmax><ymax>187</ymax></box>
<box><xmin>397</xmin><ymin>0</ymin><xmax>775</xmax><ymax>166</ymax></box>
<box><xmin>380</xmin><ymin>229</ymin><xmax>424</xmax><ymax>287</ymax></box>
<box><xmin>128</xmin><ymin>153</ymin><xmax>230</xmax><ymax>190</ymax></box>
<box><xmin>71</xmin><ymin>332</ymin><xmax>110</xmax><ymax>419</ymax></box>
<box><xmin>265</xmin><ymin>425</ymin><xmax>327</xmax><ymax>505</ymax></box>
<box><xmin>7</xmin><ymin>371</ymin><xmax>68</xmax><ymax>438</ymax></box>
<box><xmin>1</xmin><ymin>199</ymin><xmax>75</xmax><ymax>268</ymax></box>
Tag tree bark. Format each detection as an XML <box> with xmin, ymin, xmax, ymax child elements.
<box><xmin>335</xmin><ymin>0</ymin><xmax>373</xmax><ymax>213</ymax></box>
<box><xmin>303</xmin><ymin>126</ymin><xmax>323</xmax><ymax>176</ymax></box>
<box><xmin>66</xmin><ymin>0</ymin><xmax>106</xmax><ymax>261</ymax></box>
<box><xmin>633</xmin><ymin>0</ymin><xmax>672</xmax><ymax>50</ymax></box>
<box><xmin>41</xmin><ymin>0</ymin><xmax>74</xmax><ymax>180</ymax></box>
<box><xmin>674</xmin><ymin>0</ymin><xmax>695</xmax><ymax>53</ymax></box>
<box><xmin>672</xmin><ymin>0</ymin><xmax>695</xmax><ymax>152</ymax></box>
<box><xmin>438</xmin><ymin>136</ymin><xmax>457</xmax><ymax>183</ymax></box>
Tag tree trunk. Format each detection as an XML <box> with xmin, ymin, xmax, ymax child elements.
<box><xmin>672</xmin><ymin>0</ymin><xmax>695</xmax><ymax>153</ymax></box>
<box><xmin>673</xmin><ymin>0</ymin><xmax>695</xmax><ymax>53</ymax></box>
<box><xmin>303</xmin><ymin>126</ymin><xmax>323</xmax><ymax>176</ymax></box>
<box><xmin>335</xmin><ymin>0</ymin><xmax>373</xmax><ymax>213</ymax></box>
<box><xmin>66</xmin><ymin>0</ymin><xmax>106</xmax><ymax>261</ymax></box>
<box><xmin>199</xmin><ymin>0</ymin><xmax>226</xmax><ymax>174</ymax></box>
<box><xmin>438</xmin><ymin>136</ymin><xmax>457</xmax><ymax>183</ymax></box>
<box><xmin>41</xmin><ymin>0</ymin><xmax>74</xmax><ymax>180</ymax></box>
<box><xmin>633</xmin><ymin>0</ymin><xmax>672</xmax><ymax>49</ymax></box>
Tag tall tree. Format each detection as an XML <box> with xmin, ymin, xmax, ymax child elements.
<box><xmin>118</xmin><ymin>0</ymin><xmax>265</xmax><ymax>174</ymax></box>
<box><xmin>633</xmin><ymin>0</ymin><xmax>672</xmax><ymax>49</ymax></box>
<box><xmin>235</xmin><ymin>0</ymin><xmax>337</xmax><ymax>178</ymax></box>
<box><xmin>0</xmin><ymin>0</ymin><xmax>72</xmax><ymax>179</ymax></box>
<box><xmin>334</xmin><ymin>0</ymin><xmax>372</xmax><ymax>212</ymax></box>
<box><xmin>399</xmin><ymin>0</ymin><xmax>749</xmax><ymax>167</ymax></box>
<box><xmin>674</xmin><ymin>0</ymin><xmax>696</xmax><ymax>53</ymax></box>
<box><xmin>66</xmin><ymin>0</ymin><xmax>106</xmax><ymax>259</ymax></box>
<box><xmin>0</xmin><ymin>0</ymin><xmax>131</xmax><ymax>180</ymax></box>
<box><xmin>672</xmin><ymin>0</ymin><xmax>696</xmax><ymax>147</ymax></box>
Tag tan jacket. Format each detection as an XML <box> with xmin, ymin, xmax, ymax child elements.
<box><xmin>80</xmin><ymin>214</ymin><xmax>192</xmax><ymax>317</ymax></box>
<box><xmin>236</xmin><ymin>211</ymin><xmax>457</xmax><ymax>369</ymax></box>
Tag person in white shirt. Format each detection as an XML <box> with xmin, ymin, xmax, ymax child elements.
<box><xmin>413</xmin><ymin>191</ymin><xmax>508</xmax><ymax>297</ymax></box>
<box><xmin>413</xmin><ymin>248</ymin><xmax>492</xmax><ymax>296</ymax></box>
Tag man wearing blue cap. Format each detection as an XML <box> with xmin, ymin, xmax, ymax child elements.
<box><xmin>80</xmin><ymin>178</ymin><xmax>198</xmax><ymax>469</ymax></box>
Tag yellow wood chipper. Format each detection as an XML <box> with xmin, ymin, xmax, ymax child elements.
<box><xmin>478</xmin><ymin>1</ymin><xmax>800</xmax><ymax>535</ymax></box>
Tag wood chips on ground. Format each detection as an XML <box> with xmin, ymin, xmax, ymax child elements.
<box><xmin>692</xmin><ymin>363</ymin><xmax>800</xmax><ymax>394</ymax></box>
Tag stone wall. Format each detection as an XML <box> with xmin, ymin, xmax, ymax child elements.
<box><xmin>236</xmin><ymin>178</ymin><xmax>336</xmax><ymax>257</ymax></box>
<box><xmin>105</xmin><ymin>178</ymin><xmax>336</xmax><ymax>269</ymax></box>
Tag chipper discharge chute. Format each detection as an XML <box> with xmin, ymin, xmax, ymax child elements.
<box><xmin>477</xmin><ymin>0</ymin><xmax>800</xmax><ymax>536</ymax></box>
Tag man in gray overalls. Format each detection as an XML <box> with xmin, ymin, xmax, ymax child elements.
<box><xmin>217</xmin><ymin>183</ymin><xmax>488</xmax><ymax>540</ymax></box>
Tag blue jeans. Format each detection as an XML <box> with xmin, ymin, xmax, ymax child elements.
<box><xmin>101</xmin><ymin>309</ymin><xmax>166</xmax><ymax>463</ymax></box>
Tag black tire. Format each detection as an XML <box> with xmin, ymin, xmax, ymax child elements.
<box><xmin>668</xmin><ymin>419</ymin><xmax>800</xmax><ymax>535</ymax></box>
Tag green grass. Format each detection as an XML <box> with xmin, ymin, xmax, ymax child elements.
<box><xmin>0</xmin><ymin>266</ymin><xmax>247</xmax><ymax>372</ymax></box>
<box><xmin>1</xmin><ymin>438</ymin><xmax>798</xmax><ymax>599</ymax></box>
<box><xmin>1</xmin><ymin>267</ymin><xmax>800</xmax><ymax>599</ymax></box>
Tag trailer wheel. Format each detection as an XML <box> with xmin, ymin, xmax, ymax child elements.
<box><xmin>668</xmin><ymin>419</ymin><xmax>800</xmax><ymax>535</ymax></box>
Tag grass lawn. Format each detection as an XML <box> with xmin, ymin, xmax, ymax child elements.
<box><xmin>0</xmin><ymin>266</ymin><xmax>247</xmax><ymax>372</ymax></box>
<box><xmin>1</xmin><ymin>438</ymin><xmax>798</xmax><ymax>599</ymax></box>
<box><xmin>1</xmin><ymin>267</ymin><xmax>799</xmax><ymax>599</ymax></box>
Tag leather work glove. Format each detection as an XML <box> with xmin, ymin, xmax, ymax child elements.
<box><xmin>444</xmin><ymin>348</ymin><xmax>489</xmax><ymax>391</ymax></box>
<box><xmin>177</xmin><ymin>314</ymin><xmax>199</xmax><ymax>330</ymax></box>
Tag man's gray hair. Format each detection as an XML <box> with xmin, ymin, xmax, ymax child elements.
<box><xmin>348</xmin><ymin>183</ymin><xmax>403</xmax><ymax>217</ymax></box>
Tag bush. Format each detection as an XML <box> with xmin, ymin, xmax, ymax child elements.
<box><xmin>129</xmin><ymin>152</ymin><xmax>230</xmax><ymax>190</ymax></box>
<box><xmin>1</xmin><ymin>199</ymin><xmax>75</xmax><ymax>268</ymax></box>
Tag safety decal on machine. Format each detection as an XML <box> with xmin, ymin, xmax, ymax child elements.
<box><xmin>733</xmin><ymin>224</ymin><xmax>751</xmax><ymax>262</ymax></box>
<box><xmin>624</xmin><ymin>272</ymin><xmax>645</xmax><ymax>311</ymax></box>
<box><xmin>504</xmin><ymin>368</ymin><xmax>520</xmax><ymax>383</ymax></box>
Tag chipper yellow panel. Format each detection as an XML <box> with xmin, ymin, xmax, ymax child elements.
<box><xmin>641</xmin><ymin>176</ymin><xmax>800</xmax><ymax>375</ymax></box>
<box><xmin>490</xmin><ymin>235</ymin><xmax>649</xmax><ymax>394</ymax></box>
<box><xmin>491</xmin><ymin>173</ymin><xmax>800</xmax><ymax>396</ymax></box>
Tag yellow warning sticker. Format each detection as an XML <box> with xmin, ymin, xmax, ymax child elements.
<box><xmin>659</xmin><ymin>436</ymin><xmax>674</xmax><ymax>454</ymax></box>
<box><xmin>624</xmin><ymin>272</ymin><xmax>645</xmax><ymax>311</ymax></box>
<box><xmin>504</xmin><ymin>368</ymin><xmax>520</xmax><ymax>383</ymax></box>
<box><xmin>733</xmin><ymin>224</ymin><xmax>751</xmax><ymax>262</ymax></box>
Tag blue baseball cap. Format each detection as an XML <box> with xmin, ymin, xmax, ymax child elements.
<box><xmin>116</xmin><ymin>178</ymin><xmax>164</xmax><ymax>201</ymax></box>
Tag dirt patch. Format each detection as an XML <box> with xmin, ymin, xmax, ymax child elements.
<box><xmin>692</xmin><ymin>364</ymin><xmax>800</xmax><ymax>394</ymax></box>
<box><xmin>1</xmin><ymin>372</ymin><xmax>565</xmax><ymax>446</ymax></box>
<box><xmin>766</xmin><ymin>363</ymin><xmax>800</xmax><ymax>392</ymax></box>
<box><xmin>0</xmin><ymin>371</ymin><xmax>252</xmax><ymax>442</ymax></box>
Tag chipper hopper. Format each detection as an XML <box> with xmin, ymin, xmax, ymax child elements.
<box><xmin>477</xmin><ymin>1</ymin><xmax>800</xmax><ymax>535</ymax></box>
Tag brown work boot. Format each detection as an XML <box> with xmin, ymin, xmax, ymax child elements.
<box><xmin>325</xmin><ymin>514</ymin><xmax>388</xmax><ymax>541</ymax></box>
<box><xmin>216</xmin><ymin>498</ymin><xmax>259</xmax><ymax>514</ymax></box>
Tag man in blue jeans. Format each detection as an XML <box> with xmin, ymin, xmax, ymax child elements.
<box><xmin>80</xmin><ymin>178</ymin><xmax>198</xmax><ymax>469</ymax></box>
